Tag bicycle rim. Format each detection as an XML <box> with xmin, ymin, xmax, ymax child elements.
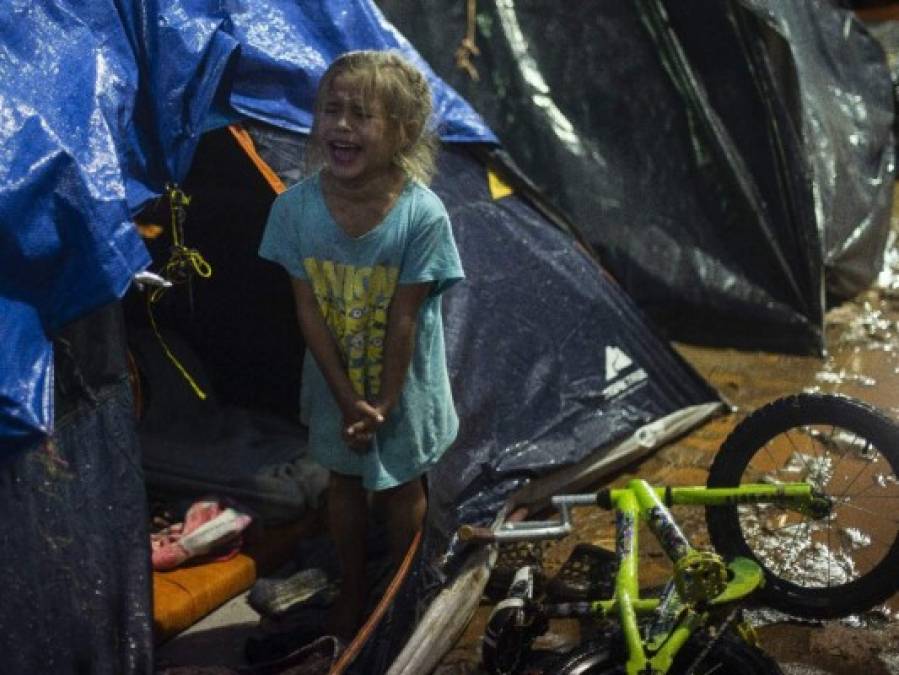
<box><xmin>544</xmin><ymin>639</ymin><xmax>622</xmax><ymax>674</ymax></box>
<box><xmin>545</xmin><ymin>632</ymin><xmax>781</xmax><ymax>675</ymax></box>
<box><xmin>670</xmin><ymin>631</ymin><xmax>783</xmax><ymax>674</ymax></box>
<box><xmin>707</xmin><ymin>394</ymin><xmax>899</xmax><ymax>618</ymax></box>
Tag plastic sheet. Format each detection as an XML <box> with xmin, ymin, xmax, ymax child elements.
<box><xmin>377</xmin><ymin>0</ymin><xmax>896</xmax><ymax>354</ymax></box>
<box><xmin>0</xmin><ymin>304</ymin><xmax>153</xmax><ymax>674</ymax></box>
<box><xmin>0</xmin><ymin>0</ymin><xmax>495</xmax><ymax>453</ymax></box>
<box><xmin>747</xmin><ymin>0</ymin><xmax>894</xmax><ymax>302</ymax></box>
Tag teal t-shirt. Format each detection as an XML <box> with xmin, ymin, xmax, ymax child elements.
<box><xmin>259</xmin><ymin>173</ymin><xmax>464</xmax><ymax>490</ymax></box>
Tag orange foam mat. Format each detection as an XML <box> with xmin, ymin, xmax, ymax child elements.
<box><xmin>856</xmin><ymin>3</ymin><xmax>899</xmax><ymax>22</ymax></box>
<box><xmin>153</xmin><ymin>511</ymin><xmax>322</xmax><ymax>643</ymax></box>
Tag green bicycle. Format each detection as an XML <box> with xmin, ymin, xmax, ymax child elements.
<box><xmin>461</xmin><ymin>393</ymin><xmax>899</xmax><ymax>674</ymax></box>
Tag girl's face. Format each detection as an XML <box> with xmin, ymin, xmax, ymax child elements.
<box><xmin>317</xmin><ymin>72</ymin><xmax>401</xmax><ymax>188</ymax></box>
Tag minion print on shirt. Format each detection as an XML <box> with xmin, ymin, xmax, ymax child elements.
<box><xmin>303</xmin><ymin>257</ymin><xmax>399</xmax><ymax>398</ymax></box>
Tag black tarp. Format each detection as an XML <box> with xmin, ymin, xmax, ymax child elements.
<box><xmin>377</xmin><ymin>0</ymin><xmax>896</xmax><ymax>354</ymax></box>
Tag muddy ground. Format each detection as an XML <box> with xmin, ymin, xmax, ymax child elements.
<box><xmin>434</xmin><ymin>222</ymin><xmax>899</xmax><ymax>672</ymax></box>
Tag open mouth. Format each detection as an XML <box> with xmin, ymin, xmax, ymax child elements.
<box><xmin>329</xmin><ymin>141</ymin><xmax>361</xmax><ymax>166</ymax></box>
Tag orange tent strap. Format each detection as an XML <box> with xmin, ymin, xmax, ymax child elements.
<box><xmin>228</xmin><ymin>125</ymin><xmax>287</xmax><ymax>195</ymax></box>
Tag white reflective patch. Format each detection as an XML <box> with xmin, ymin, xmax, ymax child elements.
<box><xmin>605</xmin><ymin>345</ymin><xmax>633</xmax><ymax>381</ymax></box>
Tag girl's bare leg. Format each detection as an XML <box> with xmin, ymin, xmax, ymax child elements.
<box><xmin>326</xmin><ymin>471</ymin><xmax>368</xmax><ymax>640</ymax></box>
<box><xmin>373</xmin><ymin>477</ymin><xmax>426</xmax><ymax>567</ymax></box>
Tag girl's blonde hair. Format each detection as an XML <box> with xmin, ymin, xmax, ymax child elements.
<box><xmin>305</xmin><ymin>50</ymin><xmax>439</xmax><ymax>185</ymax></box>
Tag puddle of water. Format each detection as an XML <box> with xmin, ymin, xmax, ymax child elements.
<box><xmin>780</xmin><ymin>664</ymin><xmax>832</xmax><ymax>675</ymax></box>
<box><xmin>812</xmin><ymin>235</ymin><xmax>899</xmax><ymax>408</ymax></box>
<box><xmin>879</xmin><ymin>650</ymin><xmax>899</xmax><ymax>675</ymax></box>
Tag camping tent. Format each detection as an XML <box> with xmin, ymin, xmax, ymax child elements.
<box><xmin>0</xmin><ymin>1</ymin><xmax>722</xmax><ymax>672</ymax></box>
<box><xmin>378</xmin><ymin>0</ymin><xmax>897</xmax><ymax>355</ymax></box>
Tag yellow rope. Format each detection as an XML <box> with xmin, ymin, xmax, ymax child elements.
<box><xmin>146</xmin><ymin>294</ymin><xmax>208</xmax><ymax>400</ymax></box>
<box><xmin>149</xmin><ymin>185</ymin><xmax>212</xmax><ymax>303</ymax></box>
<box><xmin>149</xmin><ymin>246</ymin><xmax>212</xmax><ymax>303</ymax></box>
<box><xmin>145</xmin><ymin>183</ymin><xmax>212</xmax><ymax>400</ymax></box>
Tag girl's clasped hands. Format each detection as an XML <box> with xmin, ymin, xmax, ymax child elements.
<box><xmin>341</xmin><ymin>398</ymin><xmax>385</xmax><ymax>451</ymax></box>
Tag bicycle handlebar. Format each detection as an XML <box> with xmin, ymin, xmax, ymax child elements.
<box><xmin>459</xmin><ymin>492</ymin><xmax>605</xmax><ymax>543</ymax></box>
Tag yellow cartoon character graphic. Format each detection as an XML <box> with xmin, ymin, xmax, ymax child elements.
<box><xmin>304</xmin><ymin>257</ymin><xmax>398</xmax><ymax>397</ymax></box>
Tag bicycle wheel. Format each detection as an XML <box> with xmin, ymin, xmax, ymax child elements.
<box><xmin>706</xmin><ymin>393</ymin><xmax>899</xmax><ymax>618</ymax></box>
<box><xmin>546</xmin><ymin>632</ymin><xmax>781</xmax><ymax>675</ymax></box>
<box><xmin>544</xmin><ymin>639</ymin><xmax>623</xmax><ymax>674</ymax></box>
<box><xmin>670</xmin><ymin>631</ymin><xmax>784</xmax><ymax>675</ymax></box>
<box><xmin>481</xmin><ymin>601</ymin><xmax>548</xmax><ymax>675</ymax></box>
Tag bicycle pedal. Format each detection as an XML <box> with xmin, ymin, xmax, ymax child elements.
<box><xmin>486</xmin><ymin>541</ymin><xmax>547</xmax><ymax>601</ymax></box>
<box><xmin>545</xmin><ymin>543</ymin><xmax>617</xmax><ymax>602</ymax></box>
<box><xmin>484</xmin><ymin>566</ymin><xmax>552</xmax><ymax>675</ymax></box>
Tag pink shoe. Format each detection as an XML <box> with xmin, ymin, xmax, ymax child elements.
<box><xmin>152</xmin><ymin>499</ymin><xmax>253</xmax><ymax>571</ymax></box>
<box><xmin>183</xmin><ymin>498</ymin><xmax>224</xmax><ymax>533</ymax></box>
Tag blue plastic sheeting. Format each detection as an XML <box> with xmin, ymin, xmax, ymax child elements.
<box><xmin>224</xmin><ymin>1</ymin><xmax>496</xmax><ymax>141</ymax></box>
<box><xmin>0</xmin><ymin>0</ymin><xmax>495</xmax><ymax>454</ymax></box>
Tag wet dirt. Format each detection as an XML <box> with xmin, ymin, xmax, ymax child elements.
<box><xmin>435</xmin><ymin>216</ymin><xmax>899</xmax><ymax>673</ymax></box>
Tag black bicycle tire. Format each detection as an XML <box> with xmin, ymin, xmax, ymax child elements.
<box><xmin>706</xmin><ymin>393</ymin><xmax>899</xmax><ymax>619</ymax></box>
<box><xmin>545</xmin><ymin>631</ymin><xmax>782</xmax><ymax>675</ymax></box>
<box><xmin>670</xmin><ymin>630</ymin><xmax>784</xmax><ymax>675</ymax></box>
<box><xmin>543</xmin><ymin>638</ymin><xmax>623</xmax><ymax>675</ymax></box>
<box><xmin>481</xmin><ymin>600</ymin><xmax>549</xmax><ymax>675</ymax></box>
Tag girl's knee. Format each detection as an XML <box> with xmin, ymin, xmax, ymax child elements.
<box><xmin>375</xmin><ymin>476</ymin><xmax>425</xmax><ymax>506</ymax></box>
<box><xmin>329</xmin><ymin>470</ymin><xmax>364</xmax><ymax>491</ymax></box>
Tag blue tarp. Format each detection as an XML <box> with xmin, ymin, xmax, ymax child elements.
<box><xmin>0</xmin><ymin>0</ymin><xmax>496</xmax><ymax>453</ymax></box>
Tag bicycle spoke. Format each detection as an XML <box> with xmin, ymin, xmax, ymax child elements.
<box><xmin>836</xmin><ymin>499</ymin><xmax>899</xmax><ymax>525</ymax></box>
<box><xmin>784</xmin><ymin>428</ymin><xmax>814</xmax><ymax>477</ymax></box>
<box><xmin>833</xmin><ymin>440</ymin><xmax>876</xmax><ymax>499</ymax></box>
<box><xmin>845</xmin><ymin>478</ymin><xmax>899</xmax><ymax>500</ymax></box>
<box><xmin>824</xmin><ymin>427</ymin><xmax>861</xmax><ymax>484</ymax></box>
<box><xmin>826</xmin><ymin>522</ymin><xmax>837</xmax><ymax>587</ymax></box>
<box><xmin>818</xmin><ymin>424</ymin><xmax>837</xmax><ymax>478</ymax></box>
<box><xmin>826</xmin><ymin>515</ymin><xmax>833</xmax><ymax>588</ymax></box>
<box><xmin>779</xmin><ymin>519</ymin><xmax>811</xmax><ymax>571</ymax></box>
<box><xmin>801</xmin><ymin>424</ymin><xmax>831</xmax><ymax>479</ymax></box>
<box><xmin>837</xmin><ymin>492</ymin><xmax>899</xmax><ymax>499</ymax></box>
<box><xmin>742</xmin><ymin>510</ymin><xmax>880</xmax><ymax>587</ymax></box>
<box><xmin>758</xmin><ymin>437</ymin><xmax>784</xmax><ymax>475</ymax></box>
<box><xmin>749</xmin><ymin>516</ymin><xmax>808</xmax><ymax>537</ymax></box>
<box><xmin>853</xmin><ymin>538</ymin><xmax>888</xmax><ymax>572</ymax></box>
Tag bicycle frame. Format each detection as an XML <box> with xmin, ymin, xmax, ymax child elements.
<box><xmin>465</xmin><ymin>478</ymin><xmax>827</xmax><ymax>675</ymax></box>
